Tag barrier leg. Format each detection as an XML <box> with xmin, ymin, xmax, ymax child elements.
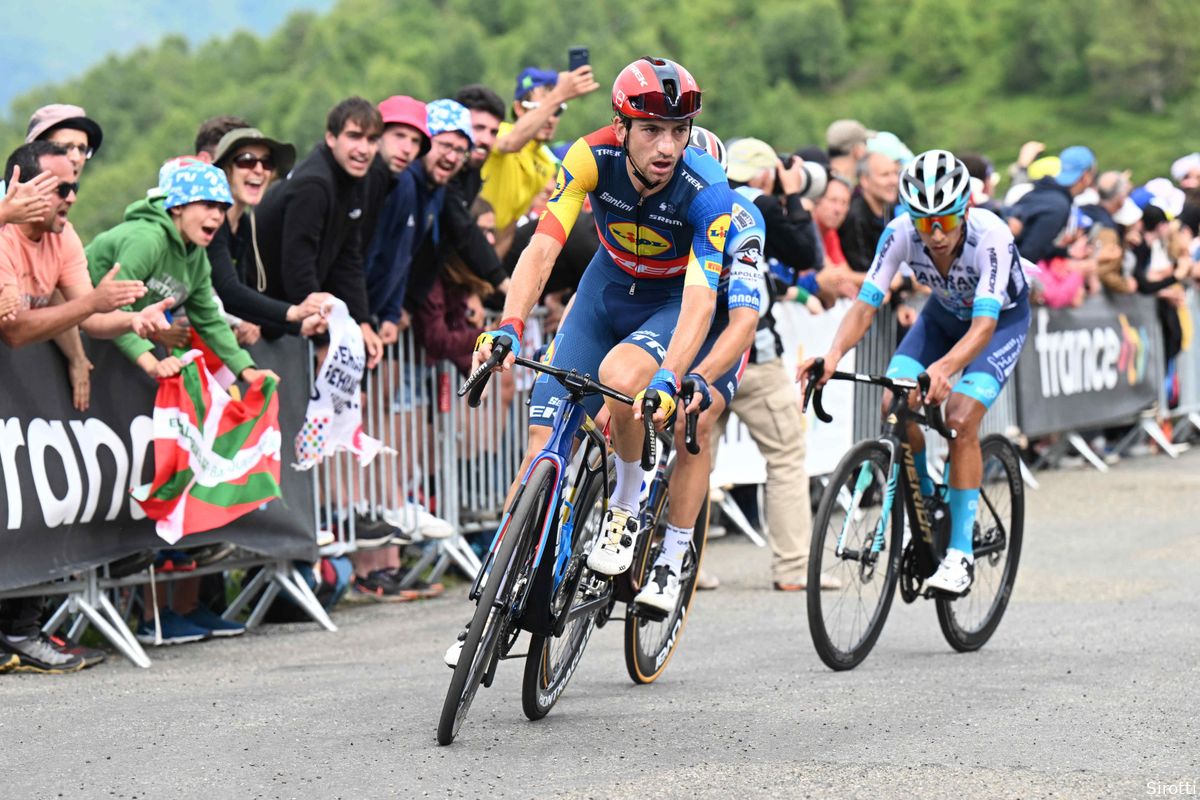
<box><xmin>275</xmin><ymin>564</ymin><xmax>337</xmax><ymax>632</ymax></box>
<box><xmin>96</xmin><ymin>590</ymin><xmax>152</xmax><ymax>665</ymax></box>
<box><xmin>717</xmin><ymin>491</ymin><xmax>767</xmax><ymax>547</ymax></box>
<box><xmin>223</xmin><ymin>566</ymin><xmax>271</xmax><ymax>621</ymax></box>
<box><xmin>1141</xmin><ymin>417</ymin><xmax>1185</xmax><ymax>458</ymax></box>
<box><xmin>244</xmin><ymin>578</ymin><xmax>282</xmax><ymax>629</ymax></box>
<box><xmin>1066</xmin><ymin>432</ymin><xmax>1109</xmax><ymax>472</ymax></box>
<box><xmin>425</xmin><ymin>549</ymin><xmax>453</xmax><ymax>585</ymax></box>
<box><xmin>1018</xmin><ymin>457</ymin><xmax>1040</xmax><ymax>491</ymax></box>
<box><xmin>40</xmin><ymin>597</ymin><xmax>73</xmax><ymax>638</ymax></box>
<box><xmin>396</xmin><ymin>544</ymin><xmax>438</xmax><ymax>589</ymax></box>
<box><xmin>443</xmin><ymin>537</ymin><xmax>483</xmax><ymax>581</ymax></box>
<box><xmin>70</xmin><ymin>582</ymin><xmax>151</xmax><ymax>669</ymax></box>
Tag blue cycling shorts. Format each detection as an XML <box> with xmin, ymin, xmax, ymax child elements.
<box><xmin>529</xmin><ymin>250</ymin><xmax>684</xmax><ymax>426</ymax></box>
<box><xmin>689</xmin><ymin>308</ymin><xmax>749</xmax><ymax>406</ymax></box>
<box><xmin>885</xmin><ymin>294</ymin><xmax>1030</xmax><ymax>408</ymax></box>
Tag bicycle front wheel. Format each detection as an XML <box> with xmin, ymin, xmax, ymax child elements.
<box><xmin>624</xmin><ymin>463</ymin><xmax>709</xmax><ymax>685</ymax></box>
<box><xmin>521</xmin><ymin>472</ymin><xmax>606</xmax><ymax>720</ymax></box>
<box><xmin>437</xmin><ymin>461</ymin><xmax>554</xmax><ymax>745</ymax></box>
<box><xmin>807</xmin><ymin>440</ymin><xmax>902</xmax><ymax>671</ymax></box>
<box><xmin>936</xmin><ymin>434</ymin><xmax>1024</xmax><ymax>652</ymax></box>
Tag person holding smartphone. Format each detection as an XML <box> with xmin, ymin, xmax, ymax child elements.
<box><xmin>478</xmin><ymin>56</ymin><xmax>600</xmax><ymax>257</ymax></box>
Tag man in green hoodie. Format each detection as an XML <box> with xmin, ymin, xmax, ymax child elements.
<box><xmin>84</xmin><ymin>160</ymin><xmax>274</xmax><ymax>384</ymax></box>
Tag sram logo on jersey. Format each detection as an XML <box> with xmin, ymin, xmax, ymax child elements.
<box><xmin>706</xmin><ymin>214</ymin><xmax>731</xmax><ymax>251</ymax></box>
<box><xmin>608</xmin><ymin>221</ymin><xmax>671</xmax><ymax>256</ymax></box>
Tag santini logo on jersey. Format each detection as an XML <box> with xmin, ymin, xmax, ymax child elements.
<box><xmin>599</xmin><ymin>191</ymin><xmax>634</xmax><ymax>212</ymax></box>
<box><xmin>608</xmin><ymin>222</ymin><xmax>671</xmax><ymax>256</ymax></box>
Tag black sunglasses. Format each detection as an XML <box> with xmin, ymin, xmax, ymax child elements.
<box><xmin>56</xmin><ymin>181</ymin><xmax>79</xmax><ymax>199</ymax></box>
<box><xmin>232</xmin><ymin>153</ymin><xmax>276</xmax><ymax>172</ymax></box>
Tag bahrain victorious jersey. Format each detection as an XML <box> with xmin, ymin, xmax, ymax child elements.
<box><xmin>536</xmin><ymin>126</ymin><xmax>730</xmax><ymax>291</ymax></box>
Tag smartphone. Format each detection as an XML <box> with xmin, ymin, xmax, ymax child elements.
<box><xmin>568</xmin><ymin>46</ymin><xmax>589</xmax><ymax>71</ymax></box>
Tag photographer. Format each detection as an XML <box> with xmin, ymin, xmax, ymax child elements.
<box><xmin>725</xmin><ymin>138</ymin><xmax>822</xmax><ymax>277</ymax></box>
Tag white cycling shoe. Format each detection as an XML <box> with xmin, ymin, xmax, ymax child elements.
<box><xmin>586</xmin><ymin>506</ymin><xmax>641</xmax><ymax>576</ymax></box>
<box><xmin>925</xmin><ymin>548</ymin><xmax>974</xmax><ymax>595</ymax></box>
<box><xmin>634</xmin><ymin>562</ymin><xmax>681</xmax><ymax>613</ymax></box>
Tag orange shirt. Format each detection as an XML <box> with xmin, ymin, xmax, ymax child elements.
<box><xmin>0</xmin><ymin>221</ymin><xmax>90</xmax><ymax>309</ymax></box>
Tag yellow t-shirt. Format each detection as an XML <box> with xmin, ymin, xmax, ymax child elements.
<box><xmin>478</xmin><ymin>122</ymin><xmax>559</xmax><ymax>231</ymax></box>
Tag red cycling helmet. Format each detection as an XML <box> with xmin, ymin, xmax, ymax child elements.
<box><xmin>611</xmin><ymin>56</ymin><xmax>702</xmax><ymax>121</ymax></box>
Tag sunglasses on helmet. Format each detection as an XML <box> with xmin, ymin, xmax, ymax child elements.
<box><xmin>628</xmin><ymin>89</ymin><xmax>702</xmax><ymax>120</ymax></box>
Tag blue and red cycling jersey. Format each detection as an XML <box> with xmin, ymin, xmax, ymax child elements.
<box><xmin>537</xmin><ymin>127</ymin><xmax>730</xmax><ymax>291</ymax></box>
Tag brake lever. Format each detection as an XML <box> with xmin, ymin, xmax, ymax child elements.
<box><xmin>460</xmin><ymin>339</ymin><xmax>511</xmax><ymax>408</ymax></box>
<box><xmin>679</xmin><ymin>378</ymin><xmax>700</xmax><ymax>455</ymax></box>
<box><xmin>640</xmin><ymin>395</ymin><xmax>659</xmax><ymax>471</ymax></box>
<box><xmin>916</xmin><ymin>372</ymin><xmax>957</xmax><ymax>440</ymax></box>
<box><xmin>803</xmin><ymin>358</ymin><xmax>834</xmax><ymax>423</ymax></box>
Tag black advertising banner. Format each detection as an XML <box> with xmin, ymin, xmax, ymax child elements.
<box><xmin>0</xmin><ymin>337</ymin><xmax>315</xmax><ymax>591</ymax></box>
<box><xmin>1016</xmin><ymin>294</ymin><xmax>1160</xmax><ymax>437</ymax></box>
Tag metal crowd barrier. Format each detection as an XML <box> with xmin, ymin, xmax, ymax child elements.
<box><xmin>1168</xmin><ymin>289</ymin><xmax>1200</xmax><ymax>439</ymax></box>
<box><xmin>309</xmin><ymin>313</ymin><xmax>552</xmax><ymax>583</ymax></box>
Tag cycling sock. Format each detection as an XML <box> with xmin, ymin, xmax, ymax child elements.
<box><xmin>611</xmin><ymin>456</ymin><xmax>644</xmax><ymax>513</ymax></box>
<box><xmin>946</xmin><ymin>487</ymin><xmax>979</xmax><ymax>561</ymax></box>
<box><xmin>913</xmin><ymin>449</ymin><xmax>935</xmax><ymax>497</ymax></box>
<box><xmin>656</xmin><ymin>524</ymin><xmax>693</xmax><ymax>567</ymax></box>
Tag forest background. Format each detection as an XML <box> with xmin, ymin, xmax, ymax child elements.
<box><xmin>3</xmin><ymin>0</ymin><xmax>1198</xmax><ymax>240</ymax></box>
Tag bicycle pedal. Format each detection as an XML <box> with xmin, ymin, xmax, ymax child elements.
<box><xmin>630</xmin><ymin>602</ymin><xmax>669</xmax><ymax>623</ymax></box>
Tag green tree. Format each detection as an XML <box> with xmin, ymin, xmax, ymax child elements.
<box><xmin>761</xmin><ymin>0</ymin><xmax>851</xmax><ymax>89</ymax></box>
<box><xmin>897</xmin><ymin>0</ymin><xmax>975</xmax><ymax>82</ymax></box>
<box><xmin>1085</xmin><ymin>0</ymin><xmax>1200</xmax><ymax>112</ymax></box>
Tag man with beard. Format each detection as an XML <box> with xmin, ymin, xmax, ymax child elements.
<box><xmin>479</xmin><ymin>64</ymin><xmax>599</xmax><ymax>257</ymax></box>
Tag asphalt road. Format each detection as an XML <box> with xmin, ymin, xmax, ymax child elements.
<box><xmin>2</xmin><ymin>450</ymin><xmax>1199</xmax><ymax>799</ymax></box>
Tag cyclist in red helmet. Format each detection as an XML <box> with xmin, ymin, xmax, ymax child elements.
<box><xmin>450</xmin><ymin>58</ymin><xmax>730</xmax><ymax>664</ymax></box>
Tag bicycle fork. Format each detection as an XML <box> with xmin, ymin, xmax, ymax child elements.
<box><xmin>835</xmin><ymin>459</ymin><xmax>899</xmax><ymax>566</ymax></box>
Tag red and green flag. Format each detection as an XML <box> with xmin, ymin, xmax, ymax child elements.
<box><xmin>133</xmin><ymin>349</ymin><xmax>282</xmax><ymax>543</ymax></box>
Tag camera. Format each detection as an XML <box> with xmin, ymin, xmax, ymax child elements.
<box><xmin>773</xmin><ymin>154</ymin><xmax>828</xmax><ymax>200</ymax></box>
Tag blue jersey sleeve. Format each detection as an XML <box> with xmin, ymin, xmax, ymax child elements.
<box><xmin>725</xmin><ymin>196</ymin><xmax>766</xmax><ymax>312</ymax></box>
<box><xmin>685</xmin><ymin>181</ymin><xmax>731</xmax><ymax>292</ymax></box>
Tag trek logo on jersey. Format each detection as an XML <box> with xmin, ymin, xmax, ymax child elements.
<box><xmin>706</xmin><ymin>214</ymin><xmax>731</xmax><ymax>251</ymax></box>
<box><xmin>608</xmin><ymin>222</ymin><xmax>671</xmax><ymax>256</ymax></box>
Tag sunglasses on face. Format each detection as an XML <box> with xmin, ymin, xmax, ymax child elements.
<box><xmin>912</xmin><ymin>212</ymin><xmax>964</xmax><ymax>235</ymax></box>
<box><xmin>232</xmin><ymin>152</ymin><xmax>276</xmax><ymax>172</ymax></box>
<box><xmin>58</xmin><ymin>143</ymin><xmax>94</xmax><ymax>160</ymax></box>
<box><xmin>520</xmin><ymin>100</ymin><xmax>568</xmax><ymax>117</ymax></box>
<box><xmin>56</xmin><ymin>181</ymin><xmax>79</xmax><ymax>199</ymax></box>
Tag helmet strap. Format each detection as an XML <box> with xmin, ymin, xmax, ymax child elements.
<box><xmin>622</xmin><ymin>118</ymin><xmax>661</xmax><ymax>191</ymax></box>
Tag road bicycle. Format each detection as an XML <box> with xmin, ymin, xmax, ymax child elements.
<box><xmin>801</xmin><ymin>360</ymin><xmax>1025</xmax><ymax>671</ymax></box>
<box><xmin>437</xmin><ymin>342</ymin><xmax>706</xmax><ymax>745</ymax></box>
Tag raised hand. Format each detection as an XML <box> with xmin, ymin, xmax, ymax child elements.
<box><xmin>131</xmin><ymin>297</ymin><xmax>174</xmax><ymax>338</ymax></box>
<box><xmin>0</xmin><ymin>166</ymin><xmax>56</xmax><ymax>226</ymax></box>
<box><xmin>90</xmin><ymin>264</ymin><xmax>146</xmax><ymax>312</ymax></box>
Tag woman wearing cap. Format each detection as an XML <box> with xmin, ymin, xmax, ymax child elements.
<box><xmin>84</xmin><ymin>161</ymin><xmax>274</xmax><ymax>383</ymax></box>
<box><xmin>208</xmin><ymin>128</ymin><xmax>330</xmax><ymax>340</ymax></box>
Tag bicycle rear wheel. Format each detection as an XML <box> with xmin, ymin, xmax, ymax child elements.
<box><xmin>436</xmin><ymin>461</ymin><xmax>554</xmax><ymax>745</ymax></box>
<box><xmin>521</xmin><ymin>472</ymin><xmax>607</xmax><ymax>720</ymax></box>
<box><xmin>936</xmin><ymin>434</ymin><xmax>1024</xmax><ymax>652</ymax></box>
<box><xmin>624</xmin><ymin>460</ymin><xmax>709</xmax><ymax>685</ymax></box>
<box><xmin>807</xmin><ymin>440</ymin><xmax>902</xmax><ymax>671</ymax></box>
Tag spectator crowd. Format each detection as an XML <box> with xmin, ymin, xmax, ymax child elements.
<box><xmin>3</xmin><ymin>61</ymin><xmax>1199</xmax><ymax>674</ymax></box>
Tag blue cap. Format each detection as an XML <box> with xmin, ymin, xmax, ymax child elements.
<box><xmin>426</xmin><ymin>99</ymin><xmax>474</xmax><ymax>146</ymax></box>
<box><xmin>1055</xmin><ymin>146</ymin><xmax>1096</xmax><ymax>187</ymax></box>
<box><xmin>514</xmin><ymin>67</ymin><xmax>558</xmax><ymax>101</ymax></box>
<box><xmin>163</xmin><ymin>162</ymin><xmax>232</xmax><ymax>209</ymax></box>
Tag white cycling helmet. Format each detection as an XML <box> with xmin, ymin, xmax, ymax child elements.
<box><xmin>688</xmin><ymin>125</ymin><xmax>727</xmax><ymax>171</ymax></box>
<box><xmin>898</xmin><ymin>148</ymin><xmax>971</xmax><ymax>217</ymax></box>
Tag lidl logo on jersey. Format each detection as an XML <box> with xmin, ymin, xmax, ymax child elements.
<box><xmin>608</xmin><ymin>221</ymin><xmax>671</xmax><ymax>256</ymax></box>
<box><xmin>706</xmin><ymin>214</ymin><xmax>731</xmax><ymax>251</ymax></box>
<box><xmin>548</xmin><ymin>167</ymin><xmax>572</xmax><ymax>204</ymax></box>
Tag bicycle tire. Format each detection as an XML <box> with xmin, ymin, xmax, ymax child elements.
<box><xmin>807</xmin><ymin>440</ymin><xmax>902</xmax><ymax>671</ymax></box>
<box><xmin>436</xmin><ymin>461</ymin><xmax>555</xmax><ymax>745</ymax></box>
<box><xmin>936</xmin><ymin>434</ymin><xmax>1024</xmax><ymax>652</ymax></box>
<box><xmin>521</xmin><ymin>472</ymin><xmax>607</xmax><ymax>720</ymax></box>
<box><xmin>624</xmin><ymin>459</ymin><xmax>709</xmax><ymax>685</ymax></box>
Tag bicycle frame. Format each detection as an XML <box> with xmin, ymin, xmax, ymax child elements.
<box><xmin>468</xmin><ymin>390</ymin><xmax>609</xmax><ymax>613</ymax></box>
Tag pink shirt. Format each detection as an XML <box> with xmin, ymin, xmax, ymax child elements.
<box><xmin>0</xmin><ymin>221</ymin><xmax>90</xmax><ymax>308</ymax></box>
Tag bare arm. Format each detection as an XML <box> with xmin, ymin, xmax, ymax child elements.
<box><xmin>690</xmin><ymin>306</ymin><xmax>758</xmax><ymax>383</ymax></box>
<box><xmin>660</xmin><ymin>285</ymin><xmax>717</xmax><ymax>379</ymax></box>
<box><xmin>501</xmin><ymin>232</ymin><xmax>565</xmax><ymax>323</ymax></box>
<box><xmin>493</xmin><ymin>67</ymin><xmax>599</xmax><ymax>154</ymax></box>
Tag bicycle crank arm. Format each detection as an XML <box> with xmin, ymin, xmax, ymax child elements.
<box><xmin>630</xmin><ymin>602</ymin><xmax>670</xmax><ymax>623</ymax></box>
<box><xmin>566</xmin><ymin>590</ymin><xmax>613</xmax><ymax>621</ymax></box>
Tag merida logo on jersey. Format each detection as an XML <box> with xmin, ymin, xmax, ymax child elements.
<box><xmin>599</xmin><ymin>191</ymin><xmax>634</xmax><ymax>212</ymax></box>
<box><xmin>608</xmin><ymin>221</ymin><xmax>671</xmax><ymax>256</ymax></box>
<box><xmin>987</xmin><ymin>247</ymin><xmax>998</xmax><ymax>293</ymax></box>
